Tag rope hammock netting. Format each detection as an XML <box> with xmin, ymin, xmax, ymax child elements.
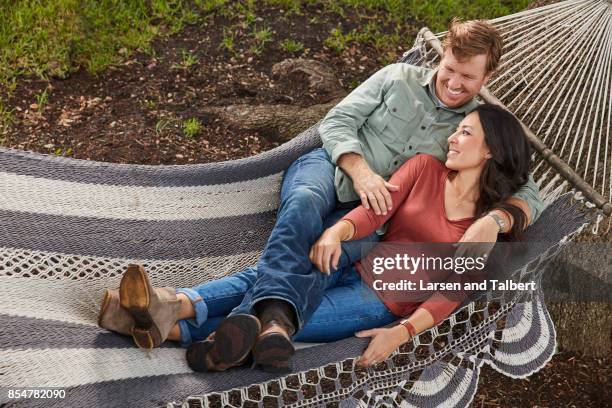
<box><xmin>0</xmin><ymin>0</ymin><xmax>609</xmax><ymax>407</ymax></box>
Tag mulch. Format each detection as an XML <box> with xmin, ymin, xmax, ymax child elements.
<box><xmin>0</xmin><ymin>3</ymin><xmax>609</xmax><ymax>407</ymax></box>
<box><xmin>472</xmin><ymin>352</ymin><xmax>609</xmax><ymax>407</ymax></box>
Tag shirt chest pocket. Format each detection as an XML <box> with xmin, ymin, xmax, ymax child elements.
<box><xmin>414</xmin><ymin>137</ymin><xmax>447</xmax><ymax>161</ymax></box>
<box><xmin>367</xmin><ymin>88</ymin><xmax>415</xmax><ymax>143</ymax></box>
<box><xmin>413</xmin><ymin>122</ymin><xmax>453</xmax><ymax>159</ymax></box>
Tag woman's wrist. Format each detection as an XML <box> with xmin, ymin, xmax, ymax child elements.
<box><xmin>393</xmin><ymin>322</ymin><xmax>412</xmax><ymax>344</ymax></box>
<box><xmin>399</xmin><ymin>318</ymin><xmax>418</xmax><ymax>342</ymax></box>
<box><xmin>486</xmin><ymin>209</ymin><xmax>512</xmax><ymax>233</ymax></box>
<box><xmin>333</xmin><ymin>219</ymin><xmax>355</xmax><ymax>241</ymax></box>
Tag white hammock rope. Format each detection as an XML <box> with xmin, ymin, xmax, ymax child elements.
<box><xmin>411</xmin><ymin>0</ymin><xmax>612</xmax><ymax>218</ymax></box>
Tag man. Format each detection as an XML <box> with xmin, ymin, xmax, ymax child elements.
<box><xmin>107</xmin><ymin>19</ymin><xmax>542</xmax><ymax>372</ymax></box>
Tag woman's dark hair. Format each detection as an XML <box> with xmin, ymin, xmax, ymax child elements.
<box><xmin>473</xmin><ymin>103</ymin><xmax>533</xmax><ymax>240</ymax></box>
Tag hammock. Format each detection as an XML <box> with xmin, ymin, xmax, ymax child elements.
<box><xmin>0</xmin><ymin>130</ymin><xmax>590</xmax><ymax>408</ymax></box>
<box><xmin>0</xmin><ymin>1</ymin><xmax>608</xmax><ymax>407</ymax></box>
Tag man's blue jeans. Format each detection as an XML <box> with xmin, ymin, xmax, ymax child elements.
<box><xmin>177</xmin><ymin>264</ymin><xmax>396</xmax><ymax>345</ymax></box>
<box><xmin>176</xmin><ymin>148</ymin><xmax>384</xmax><ymax>345</ymax></box>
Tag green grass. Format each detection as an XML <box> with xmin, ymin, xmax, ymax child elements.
<box><xmin>253</xmin><ymin>26</ymin><xmax>272</xmax><ymax>44</ymax></box>
<box><xmin>219</xmin><ymin>27</ymin><xmax>236</xmax><ymax>55</ymax></box>
<box><xmin>195</xmin><ymin>0</ymin><xmax>229</xmax><ymax>13</ymax></box>
<box><xmin>0</xmin><ymin>0</ymin><xmax>208</xmax><ymax>89</ymax></box>
<box><xmin>240</xmin><ymin>10</ymin><xmax>257</xmax><ymax>29</ymax></box>
<box><xmin>406</xmin><ymin>0</ymin><xmax>529</xmax><ymax>32</ymax></box>
<box><xmin>180</xmin><ymin>49</ymin><xmax>198</xmax><ymax>69</ymax></box>
<box><xmin>35</xmin><ymin>89</ymin><xmax>49</xmax><ymax>114</ymax></box>
<box><xmin>316</xmin><ymin>1</ymin><xmax>528</xmax><ymax>31</ymax></box>
<box><xmin>183</xmin><ymin>117</ymin><xmax>202</xmax><ymax>138</ymax></box>
<box><xmin>54</xmin><ymin>146</ymin><xmax>73</xmax><ymax>156</ymax></box>
<box><xmin>263</xmin><ymin>0</ymin><xmax>302</xmax><ymax>15</ymax></box>
<box><xmin>143</xmin><ymin>99</ymin><xmax>158</xmax><ymax>110</ymax></box>
<box><xmin>155</xmin><ymin>118</ymin><xmax>172</xmax><ymax>135</ymax></box>
<box><xmin>323</xmin><ymin>0</ymin><xmax>528</xmax><ymax>55</ymax></box>
<box><xmin>324</xmin><ymin>27</ymin><xmax>351</xmax><ymax>53</ymax></box>
<box><xmin>280</xmin><ymin>39</ymin><xmax>304</xmax><ymax>55</ymax></box>
<box><xmin>0</xmin><ymin>0</ymin><xmax>529</xmax><ymax>91</ymax></box>
<box><xmin>325</xmin><ymin>22</ymin><xmax>401</xmax><ymax>53</ymax></box>
<box><xmin>250</xmin><ymin>26</ymin><xmax>273</xmax><ymax>55</ymax></box>
<box><xmin>219</xmin><ymin>27</ymin><xmax>236</xmax><ymax>54</ymax></box>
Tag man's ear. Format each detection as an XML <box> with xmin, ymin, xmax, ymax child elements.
<box><xmin>482</xmin><ymin>71</ymin><xmax>493</xmax><ymax>86</ymax></box>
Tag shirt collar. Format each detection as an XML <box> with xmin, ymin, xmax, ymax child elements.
<box><xmin>421</xmin><ymin>68</ymin><xmax>479</xmax><ymax>115</ymax></box>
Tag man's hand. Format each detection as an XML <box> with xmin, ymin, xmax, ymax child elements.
<box><xmin>355</xmin><ymin>326</ymin><xmax>409</xmax><ymax>367</ymax></box>
<box><xmin>337</xmin><ymin>153</ymin><xmax>399</xmax><ymax>215</ymax></box>
<box><xmin>353</xmin><ymin>172</ymin><xmax>399</xmax><ymax>216</ymax></box>
<box><xmin>453</xmin><ymin>214</ymin><xmax>499</xmax><ymax>260</ymax></box>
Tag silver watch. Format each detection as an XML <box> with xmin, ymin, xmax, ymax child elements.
<box><xmin>487</xmin><ymin>213</ymin><xmax>506</xmax><ymax>233</ymax></box>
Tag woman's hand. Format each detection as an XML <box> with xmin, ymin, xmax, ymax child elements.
<box><xmin>354</xmin><ymin>325</ymin><xmax>410</xmax><ymax>367</ymax></box>
<box><xmin>453</xmin><ymin>214</ymin><xmax>498</xmax><ymax>260</ymax></box>
<box><xmin>309</xmin><ymin>227</ymin><xmax>343</xmax><ymax>274</ymax></box>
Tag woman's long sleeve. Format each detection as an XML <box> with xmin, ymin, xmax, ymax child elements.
<box><xmin>341</xmin><ymin>154</ymin><xmax>433</xmax><ymax>240</ymax></box>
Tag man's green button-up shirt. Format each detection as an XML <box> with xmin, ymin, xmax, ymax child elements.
<box><xmin>318</xmin><ymin>63</ymin><xmax>542</xmax><ymax>221</ymax></box>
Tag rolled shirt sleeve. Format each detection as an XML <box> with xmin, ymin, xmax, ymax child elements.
<box><xmin>512</xmin><ymin>174</ymin><xmax>543</xmax><ymax>224</ymax></box>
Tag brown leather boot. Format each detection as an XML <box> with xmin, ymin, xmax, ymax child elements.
<box><xmin>186</xmin><ymin>314</ymin><xmax>261</xmax><ymax>372</ymax></box>
<box><xmin>98</xmin><ymin>289</ymin><xmax>134</xmax><ymax>335</ymax></box>
<box><xmin>119</xmin><ymin>264</ymin><xmax>181</xmax><ymax>349</ymax></box>
<box><xmin>252</xmin><ymin>299</ymin><xmax>296</xmax><ymax>373</ymax></box>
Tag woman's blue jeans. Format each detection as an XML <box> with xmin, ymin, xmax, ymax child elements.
<box><xmin>177</xmin><ymin>264</ymin><xmax>397</xmax><ymax>345</ymax></box>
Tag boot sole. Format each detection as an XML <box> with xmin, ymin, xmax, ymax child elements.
<box><xmin>119</xmin><ymin>264</ymin><xmax>161</xmax><ymax>349</ymax></box>
<box><xmin>252</xmin><ymin>332</ymin><xmax>295</xmax><ymax>374</ymax></box>
<box><xmin>187</xmin><ymin>314</ymin><xmax>260</xmax><ymax>372</ymax></box>
<box><xmin>185</xmin><ymin>339</ymin><xmax>215</xmax><ymax>372</ymax></box>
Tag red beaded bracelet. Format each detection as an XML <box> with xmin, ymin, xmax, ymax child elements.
<box><xmin>400</xmin><ymin>319</ymin><xmax>417</xmax><ymax>338</ymax></box>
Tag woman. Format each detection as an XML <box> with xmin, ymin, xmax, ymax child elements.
<box><xmin>98</xmin><ymin>104</ymin><xmax>532</xmax><ymax>373</ymax></box>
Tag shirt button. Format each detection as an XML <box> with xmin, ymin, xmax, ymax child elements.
<box><xmin>394</xmin><ymin>161</ymin><xmax>399</xmax><ymax>166</ymax></box>
<box><xmin>409</xmin><ymin>146</ymin><xmax>413</xmax><ymax>149</ymax></box>
<box><xmin>421</xmin><ymin>126</ymin><xmax>426</xmax><ymax>130</ymax></box>
<box><xmin>392</xmin><ymin>107</ymin><xmax>397</xmax><ymax>112</ymax></box>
